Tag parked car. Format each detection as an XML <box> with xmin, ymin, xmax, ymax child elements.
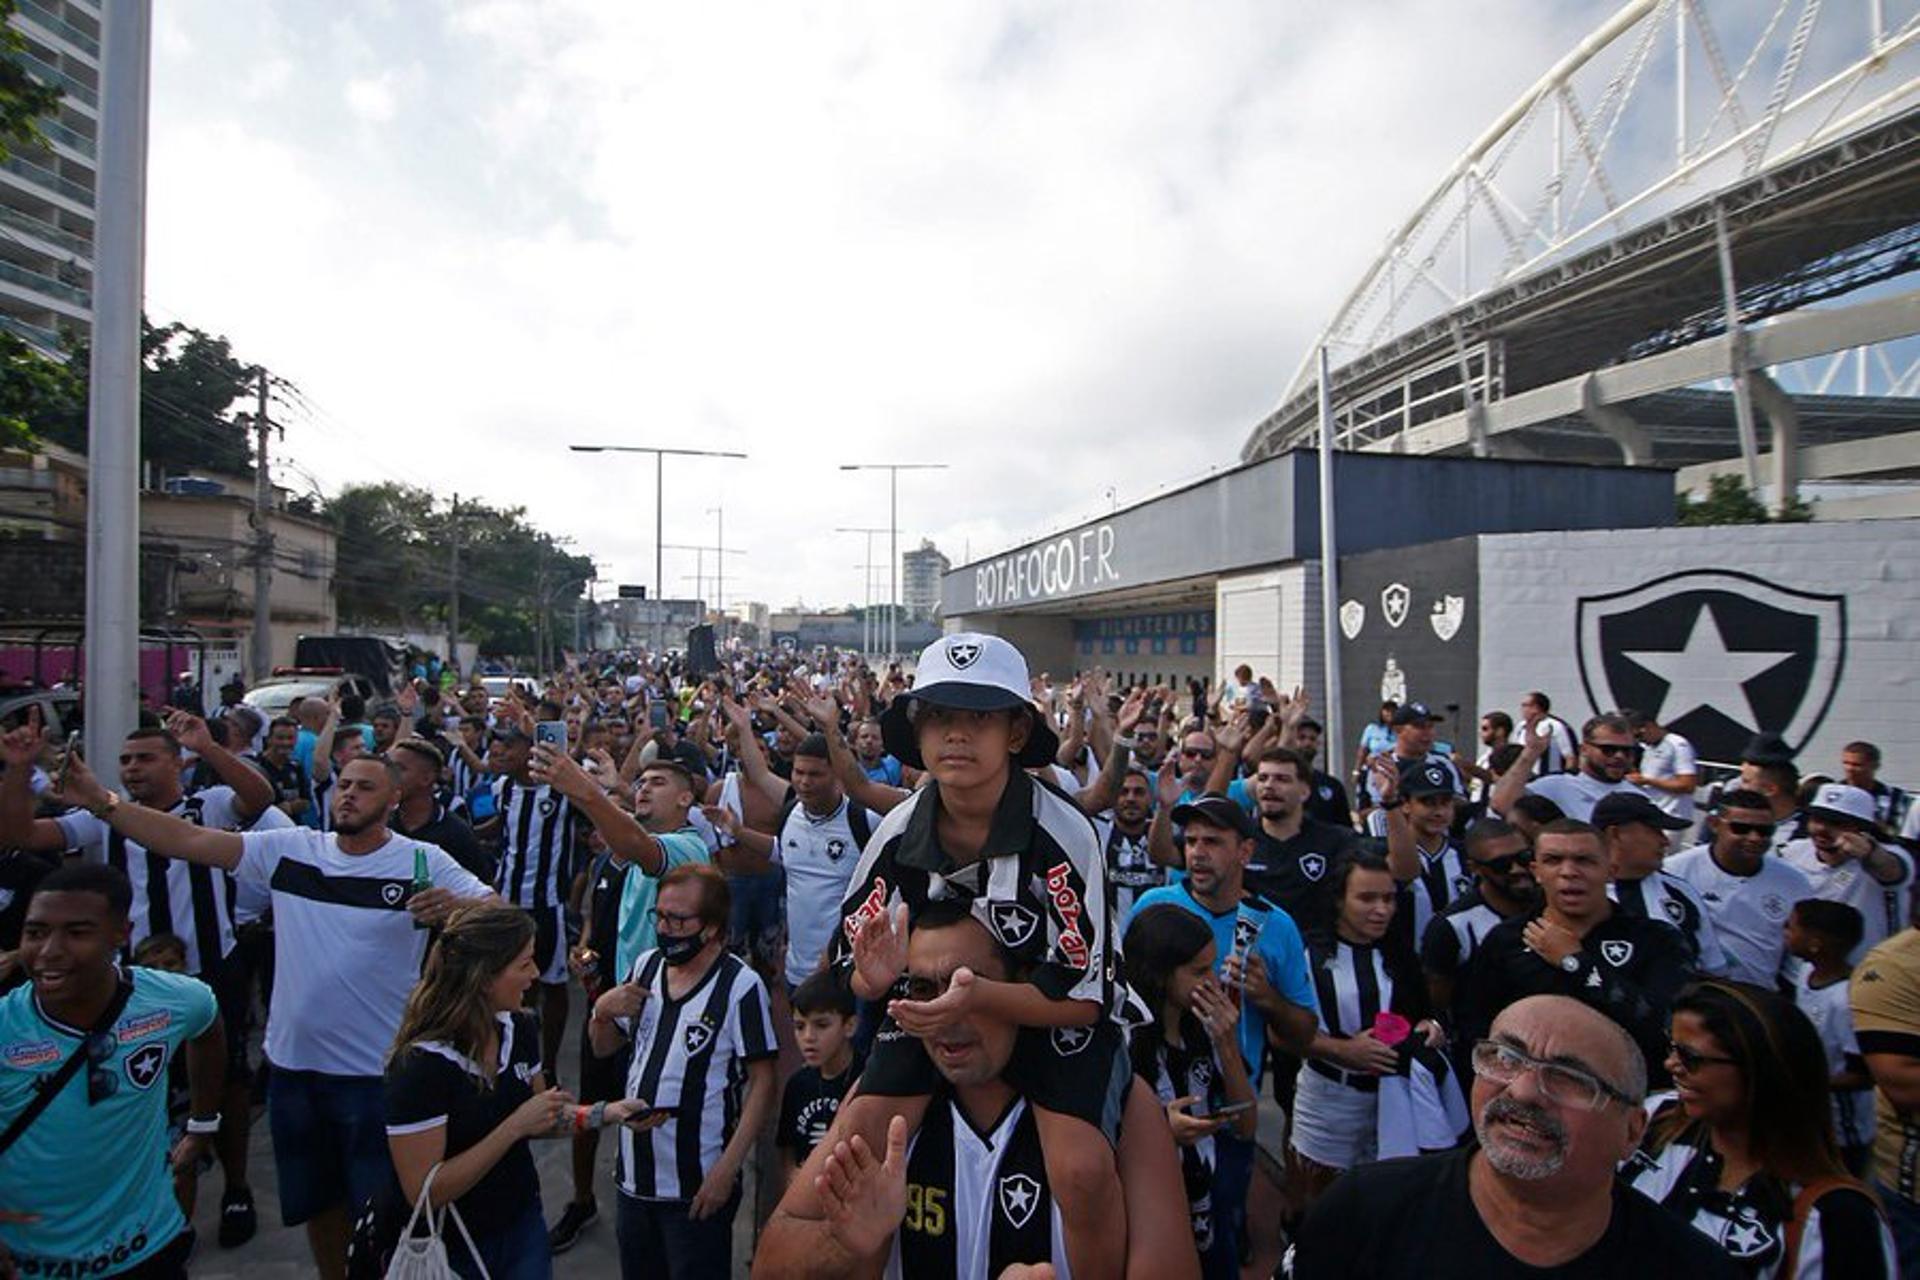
<box><xmin>244</xmin><ymin>669</ymin><xmax>378</xmax><ymax>720</ymax></box>
<box><xmin>0</xmin><ymin>688</ymin><xmax>80</xmax><ymax>738</ymax></box>
<box><xmin>478</xmin><ymin>674</ymin><xmax>539</xmax><ymax>707</ymax></box>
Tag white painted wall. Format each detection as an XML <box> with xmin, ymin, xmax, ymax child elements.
<box><xmin>1477</xmin><ymin>520</ymin><xmax>1920</xmax><ymax>772</ymax></box>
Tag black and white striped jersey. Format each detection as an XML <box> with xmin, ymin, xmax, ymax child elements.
<box><xmin>832</xmin><ymin>770</ymin><xmax>1113</xmax><ymax>1014</ymax></box>
<box><xmin>1609</xmin><ymin>872</ymin><xmax>1729</xmax><ymax>974</ymax></box>
<box><xmin>490</xmin><ymin>776</ymin><xmax>580</xmax><ymax>911</ymax></box>
<box><xmin>616</xmin><ymin>949</ymin><xmax>777</xmax><ymax>1202</ymax></box>
<box><xmin>1094</xmin><ymin>818</ymin><xmax>1161</xmax><ymax>924</ymax></box>
<box><xmin>1386</xmin><ymin>838</ymin><xmax>1471</xmax><ymax>946</ymax></box>
<box><xmin>887</xmin><ymin>1094</ymin><xmax>1068</xmax><ymax>1280</ymax></box>
<box><xmin>1620</xmin><ymin>1120</ymin><xmax>1895</xmax><ymax>1278</ymax></box>
<box><xmin>1132</xmin><ymin>1029</ymin><xmax>1223</xmax><ymax>1258</ymax></box>
<box><xmin>57</xmin><ymin>787</ymin><xmax>246</xmax><ymax>975</ymax></box>
<box><xmin>1307</xmin><ymin>940</ymin><xmax>1408</xmax><ymax>1091</ymax></box>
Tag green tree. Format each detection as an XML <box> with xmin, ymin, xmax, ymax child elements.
<box><xmin>0</xmin><ymin>0</ymin><xmax>63</xmax><ymax>161</ymax></box>
<box><xmin>40</xmin><ymin>320</ymin><xmax>257</xmax><ymax>471</ymax></box>
<box><xmin>326</xmin><ymin>484</ymin><xmax>592</xmax><ymax>662</ymax></box>
<box><xmin>1676</xmin><ymin>474</ymin><xmax>1812</xmax><ymax>525</ymax></box>
<box><xmin>0</xmin><ymin>329</ymin><xmax>80</xmax><ymax>452</ymax></box>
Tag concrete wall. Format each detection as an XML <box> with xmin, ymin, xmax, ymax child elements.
<box><xmin>1476</xmin><ymin>520</ymin><xmax>1920</xmax><ymax>770</ymax></box>
<box><xmin>1215</xmin><ymin>562</ymin><xmax>1322</xmax><ymax>710</ymax></box>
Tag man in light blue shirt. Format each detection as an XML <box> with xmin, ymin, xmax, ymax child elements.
<box><xmin>0</xmin><ymin>864</ymin><xmax>225</xmax><ymax>1279</ymax></box>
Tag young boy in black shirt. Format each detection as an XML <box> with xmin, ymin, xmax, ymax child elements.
<box><xmin>776</xmin><ymin>969</ymin><xmax>863</xmax><ymax>1182</ymax></box>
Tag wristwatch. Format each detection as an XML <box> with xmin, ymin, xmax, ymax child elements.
<box><xmin>1558</xmin><ymin>953</ymin><xmax>1582</xmax><ymax>974</ymax></box>
<box><xmin>184</xmin><ymin>1113</ymin><xmax>222</xmax><ymax>1135</ymax></box>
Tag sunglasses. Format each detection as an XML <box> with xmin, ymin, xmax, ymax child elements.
<box><xmin>1724</xmin><ymin>820</ymin><xmax>1776</xmax><ymax>837</ymax></box>
<box><xmin>1585</xmin><ymin>742</ymin><xmax>1635</xmax><ymax>758</ymax></box>
<box><xmin>1472</xmin><ymin>852</ymin><xmax>1532</xmax><ymax>874</ymax></box>
<box><xmin>84</xmin><ymin>1030</ymin><xmax>118</xmax><ymax>1105</ymax></box>
<box><xmin>1180</xmin><ymin>748</ymin><xmax>1215</xmax><ymax>759</ymax></box>
<box><xmin>1667</xmin><ymin>1040</ymin><xmax>1739</xmax><ymax>1075</ymax></box>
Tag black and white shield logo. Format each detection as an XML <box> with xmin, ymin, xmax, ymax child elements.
<box><xmin>684</xmin><ymin>1019</ymin><xmax>715</xmax><ymax>1056</ymax></box>
<box><xmin>1298</xmin><ymin>852</ymin><xmax>1327</xmax><ymax>882</ymax></box>
<box><xmin>1381</xmin><ymin>583</ymin><xmax>1410</xmax><ymax>629</ymax></box>
<box><xmin>124</xmin><ymin>1042</ymin><xmax>167</xmax><ymax>1090</ymax></box>
<box><xmin>381</xmin><ymin>882</ymin><xmax>405</xmax><ymax>907</ymax></box>
<box><xmin>825</xmin><ymin>838</ymin><xmax>847</xmax><ymax>862</ymax></box>
<box><xmin>1233</xmin><ymin>915</ymin><xmax>1260</xmax><ymax>953</ymax></box>
<box><xmin>1661</xmin><ymin>896</ymin><xmax>1686</xmax><ymax>926</ymax></box>
<box><xmin>1339</xmin><ymin>600</ymin><xmax>1365</xmax><ymax>640</ymax></box>
<box><xmin>990</xmin><ymin>902</ymin><xmax>1040</xmax><ymax>949</ymax></box>
<box><xmin>945</xmin><ymin>641</ymin><xmax>982</xmax><ymax>670</ymax></box>
<box><xmin>1051</xmin><ymin>1025</ymin><xmax>1092</xmax><ymax>1056</ymax></box>
<box><xmin>1600</xmin><ymin>940</ymin><xmax>1634</xmax><ymax>968</ymax></box>
<box><xmin>998</xmin><ymin>1173</ymin><xmax>1042</xmax><ymax>1229</ymax></box>
<box><xmin>1575</xmin><ymin>570</ymin><xmax>1844</xmax><ymax>765</ymax></box>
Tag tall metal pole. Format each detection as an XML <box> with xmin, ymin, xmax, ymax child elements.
<box><xmin>711</xmin><ymin>506</ymin><xmax>724</xmax><ymax>633</ymax></box>
<box><xmin>654</xmin><ymin>453</ymin><xmax>664</xmax><ymax>654</ymax></box>
<box><xmin>84</xmin><ymin>0</ymin><xmax>152</xmax><ymax>787</ymax></box>
<box><xmin>447</xmin><ymin>492</ymin><xmax>460</xmax><ymax>672</ymax></box>
<box><xmin>889</xmin><ymin>473</ymin><xmax>898</xmax><ymax>661</ymax></box>
<box><xmin>249</xmin><ymin>367</ymin><xmax>273</xmax><ymax>681</ymax></box>
<box><xmin>1316</xmin><ymin>346</ymin><xmax>1347</xmax><ymax>774</ymax></box>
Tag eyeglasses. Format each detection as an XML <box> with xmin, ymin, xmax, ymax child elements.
<box><xmin>900</xmin><ymin>971</ymin><xmax>958</xmax><ymax>1003</ymax></box>
<box><xmin>1666</xmin><ymin>1040</ymin><xmax>1739</xmax><ymax>1075</ymax></box>
<box><xmin>1724</xmin><ymin>820</ymin><xmax>1775</xmax><ymax>837</ymax></box>
<box><xmin>1585</xmin><ymin>742</ymin><xmax>1635</xmax><ymax>758</ymax></box>
<box><xmin>84</xmin><ymin>1030</ymin><xmax>118</xmax><ymax>1105</ymax></box>
<box><xmin>650</xmin><ymin>909</ymin><xmax>702</xmax><ymax>930</ymax></box>
<box><xmin>1470</xmin><ymin>1039</ymin><xmax>1634</xmax><ymax>1111</ymax></box>
<box><xmin>1472</xmin><ymin>852</ymin><xmax>1532</xmax><ymax>875</ymax></box>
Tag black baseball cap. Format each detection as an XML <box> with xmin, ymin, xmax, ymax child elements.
<box><xmin>1739</xmin><ymin>732</ymin><xmax>1796</xmax><ymax>765</ymax></box>
<box><xmin>1391</xmin><ymin>701</ymin><xmax>1443</xmax><ymax>726</ymax></box>
<box><xmin>1399</xmin><ymin>757</ymin><xmax>1459</xmax><ymax>798</ymax></box>
<box><xmin>1171</xmin><ymin>793</ymin><xmax>1255</xmax><ymax>839</ymax></box>
<box><xmin>1590</xmin><ymin>791</ymin><xmax>1690</xmax><ymax>832</ymax></box>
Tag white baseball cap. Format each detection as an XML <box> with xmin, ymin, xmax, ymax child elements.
<box><xmin>879</xmin><ymin>633</ymin><xmax>1058</xmax><ymax>769</ymax></box>
<box><xmin>1807</xmin><ymin>782</ymin><xmax>1877</xmax><ymax>828</ymax></box>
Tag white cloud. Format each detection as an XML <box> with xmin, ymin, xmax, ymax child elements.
<box><xmin>343</xmin><ymin>74</ymin><xmax>397</xmax><ymax>122</ymax></box>
<box><xmin>146</xmin><ymin>0</ymin><xmax>1591</xmax><ymax>616</ymax></box>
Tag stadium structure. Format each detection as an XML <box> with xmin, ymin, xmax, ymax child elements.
<box><xmin>1241</xmin><ymin>0</ymin><xmax>1920</xmax><ymax>521</ymax></box>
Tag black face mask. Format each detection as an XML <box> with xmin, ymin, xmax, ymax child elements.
<box><xmin>658</xmin><ymin>931</ymin><xmax>704</xmax><ymax>967</ymax></box>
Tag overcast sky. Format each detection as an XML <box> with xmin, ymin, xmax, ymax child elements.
<box><xmin>144</xmin><ymin>0</ymin><xmax>1597</xmax><ymax>612</ymax></box>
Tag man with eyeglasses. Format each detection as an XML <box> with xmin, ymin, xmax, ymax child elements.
<box><xmin>1421</xmin><ymin>819</ymin><xmax>1539</xmax><ymax>1045</ymax></box>
<box><xmin>1491</xmin><ymin>712</ymin><xmax>1649</xmax><ymax>824</ymax></box>
<box><xmin>0</xmin><ymin>864</ymin><xmax>227</xmax><ymax>1280</ymax></box>
<box><xmin>1664</xmin><ymin>789</ymin><xmax>1813</xmax><ymax>987</ymax></box>
<box><xmin>1457</xmin><ymin>820</ymin><xmax>1693</xmax><ymax>1080</ymax></box>
<box><xmin>589</xmin><ymin>863</ymin><xmax>776</xmax><ymax>1278</ymax></box>
<box><xmin>1285</xmin><ymin>994</ymin><xmax>1738</xmax><ymax>1278</ymax></box>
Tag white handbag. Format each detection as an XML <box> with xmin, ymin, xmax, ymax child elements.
<box><xmin>385</xmin><ymin>1163</ymin><xmax>491</xmax><ymax>1280</ymax></box>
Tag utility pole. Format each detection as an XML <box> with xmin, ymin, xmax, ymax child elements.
<box><xmin>838</xmin><ymin>465</ymin><xmax>947</xmax><ymax>661</ymax></box>
<box><xmin>84</xmin><ymin>0</ymin><xmax>152</xmax><ymax>787</ymax></box>
<box><xmin>836</xmin><ymin>526</ymin><xmax>887</xmax><ymax>657</ymax></box>
<box><xmin>249</xmin><ymin>367</ymin><xmax>274</xmax><ymax>682</ymax></box>
<box><xmin>447</xmin><ymin>493</ymin><xmax>460</xmax><ymax>674</ymax></box>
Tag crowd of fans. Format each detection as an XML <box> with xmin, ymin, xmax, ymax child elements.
<box><xmin>0</xmin><ymin>632</ymin><xmax>1917</xmax><ymax>1278</ymax></box>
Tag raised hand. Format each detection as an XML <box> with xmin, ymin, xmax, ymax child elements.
<box><xmin>852</xmin><ymin>901</ymin><xmax>910</xmax><ymax>998</ymax></box>
<box><xmin>819</xmin><ymin>1114</ymin><xmax>910</xmax><ymax>1262</ymax></box>
<box><xmin>162</xmin><ymin>709</ymin><xmax>214</xmax><ymax>756</ymax></box>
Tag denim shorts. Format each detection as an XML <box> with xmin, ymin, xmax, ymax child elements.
<box><xmin>267</xmin><ymin>1065</ymin><xmax>393</xmax><ymax>1225</ymax></box>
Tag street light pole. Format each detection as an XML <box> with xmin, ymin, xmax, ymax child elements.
<box><xmin>840</xmin><ymin>464</ymin><xmax>946</xmax><ymax>662</ymax></box>
<box><xmin>836</xmin><ymin>526</ymin><xmax>887</xmax><ymax>658</ymax></box>
<box><xmin>84</xmin><ymin>0</ymin><xmax>152</xmax><ymax>786</ymax></box>
<box><xmin>569</xmin><ymin>444</ymin><xmax>746</xmax><ymax>652</ymax></box>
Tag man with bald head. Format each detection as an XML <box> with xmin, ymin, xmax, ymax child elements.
<box><xmin>1285</xmin><ymin>995</ymin><xmax>1739</xmax><ymax>1278</ymax></box>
